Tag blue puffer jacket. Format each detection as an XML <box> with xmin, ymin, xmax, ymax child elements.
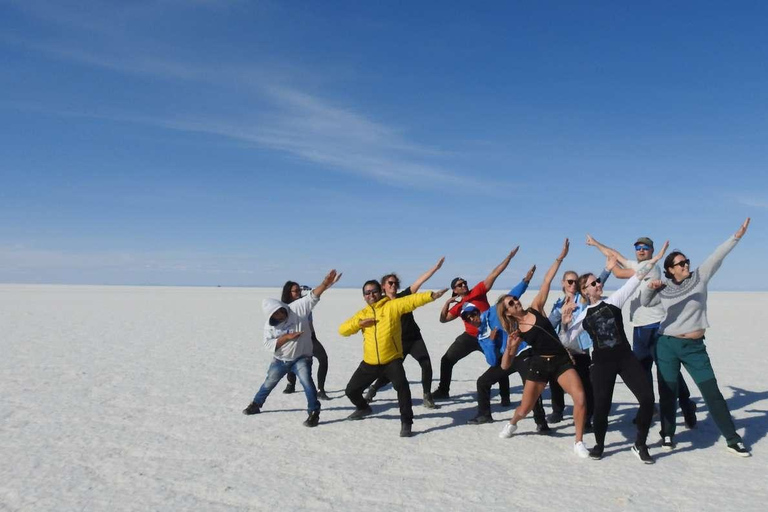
<box><xmin>477</xmin><ymin>279</ymin><xmax>530</xmax><ymax>366</ymax></box>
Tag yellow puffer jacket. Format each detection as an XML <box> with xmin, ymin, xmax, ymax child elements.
<box><xmin>339</xmin><ymin>292</ymin><xmax>434</xmax><ymax>365</ymax></box>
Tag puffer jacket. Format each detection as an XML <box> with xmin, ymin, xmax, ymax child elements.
<box><xmin>339</xmin><ymin>292</ymin><xmax>434</xmax><ymax>365</ymax></box>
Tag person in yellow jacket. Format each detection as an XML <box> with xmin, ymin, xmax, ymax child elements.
<box><xmin>339</xmin><ymin>279</ymin><xmax>447</xmax><ymax>437</ymax></box>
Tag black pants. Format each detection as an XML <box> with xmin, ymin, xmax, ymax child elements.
<box><xmin>476</xmin><ymin>352</ymin><xmax>546</xmax><ymax>424</ymax></box>
<box><xmin>437</xmin><ymin>332</ymin><xmax>508</xmax><ymax>395</ymax></box>
<box><xmin>591</xmin><ymin>351</ymin><xmax>654</xmax><ymax>448</ymax></box>
<box><xmin>287</xmin><ymin>333</ymin><xmax>329</xmax><ymax>391</ymax></box>
<box><xmin>549</xmin><ymin>351</ymin><xmax>594</xmax><ymax>419</ymax></box>
<box><xmin>370</xmin><ymin>336</ymin><xmax>433</xmax><ymax>394</ymax></box>
<box><xmin>346</xmin><ymin>358</ymin><xmax>413</xmax><ymax>424</ymax></box>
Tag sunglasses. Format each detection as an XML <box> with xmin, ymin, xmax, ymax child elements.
<box><xmin>565</xmin><ymin>279</ymin><xmax>577</xmax><ymax>285</ymax></box>
<box><xmin>670</xmin><ymin>259</ymin><xmax>690</xmax><ymax>269</ymax></box>
<box><xmin>385</xmin><ymin>280</ymin><xmax>399</xmax><ymax>287</ymax></box>
<box><xmin>454</xmin><ymin>281</ymin><xmax>468</xmax><ymax>289</ymax></box>
<box><xmin>463</xmin><ymin>310</ymin><xmax>480</xmax><ymax>318</ymax></box>
<box><xmin>363</xmin><ymin>289</ymin><xmax>380</xmax><ymax>296</ymax></box>
<box><xmin>583</xmin><ymin>277</ymin><xmax>602</xmax><ymax>289</ymax></box>
<box><xmin>635</xmin><ymin>245</ymin><xmax>652</xmax><ymax>251</ymax></box>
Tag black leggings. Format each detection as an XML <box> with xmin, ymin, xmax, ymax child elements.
<box><xmin>287</xmin><ymin>333</ymin><xmax>328</xmax><ymax>390</ymax></box>
<box><xmin>370</xmin><ymin>336</ymin><xmax>433</xmax><ymax>394</ymax></box>
<box><xmin>437</xmin><ymin>332</ymin><xmax>508</xmax><ymax>396</ymax></box>
<box><xmin>549</xmin><ymin>351</ymin><xmax>594</xmax><ymax>419</ymax></box>
<box><xmin>476</xmin><ymin>352</ymin><xmax>546</xmax><ymax>424</ymax></box>
<box><xmin>345</xmin><ymin>358</ymin><xmax>413</xmax><ymax>424</ymax></box>
<box><xmin>591</xmin><ymin>351</ymin><xmax>654</xmax><ymax>448</ymax></box>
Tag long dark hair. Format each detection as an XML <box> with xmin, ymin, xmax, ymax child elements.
<box><xmin>281</xmin><ymin>281</ymin><xmax>300</xmax><ymax>304</ymax></box>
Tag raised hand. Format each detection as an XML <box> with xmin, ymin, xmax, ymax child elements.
<box><xmin>605</xmin><ymin>253</ymin><xmax>618</xmax><ymax>271</ymax></box>
<box><xmin>650</xmin><ymin>241</ymin><xmax>670</xmax><ymax>264</ymax></box>
<box><xmin>586</xmin><ymin>234</ymin><xmax>596</xmax><ymax>247</ymax></box>
<box><xmin>509</xmin><ymin>246</ymin><xmax>520</xmax><ymax>259</ymax></box>
<box><xmin>524</xmin><ymin>265</ymin><xmax>537</xmax><ymax>284</ymax></box>
<box><xmin>432</xmin><ymin>288</ymin><xmax>449</xmax><ymax>300</ymax></box>
<box><xmin>557</xmin><ymin>238</ymin><xmax>570</xmax><ymax>261</ymax></box>
<box><xmin>735</xmin><ymin>217</ymin><xmax>751</xmax><ymax>239</ymax></box>
<box><xmin>647</xmin><ymin>280</ymin><xmax>665</xmax><ymax>290</ymax></box>
<box><xmin>435</xmin><ymin>256</ymin><xmax>445</xmax><ymax>269</ymax></box>
<box><xmin>561</xmin><ymin>296</ymin><xmax>577</xmax><ymax>325</ymax></box>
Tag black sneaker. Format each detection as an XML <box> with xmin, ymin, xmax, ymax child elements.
<box><xmin>422</xmin><ymin>392</ymin><xmax>439</xmax><ymax>409</ymax></box>
<box><xmin>242</xmin><ymin>402</ymin><xmax>261</xmax><ymax>415</ymax></box>
<box><xmin>303</xmin><ymin>410</ymin><xmax>320</xmax><ymax>427</ymax></box>
<box><xmin>363</xmin><ymin>386</ymin><xmax>376</xmax><ymax>403</ymax></box>
<box><xmin>317</xmin><ymin>390</ymin><xmax>330</xmax><ymax>400</ymax></box>
<box><xmin>431</xmin><ymin>388</ymin><xmax>450</xmax><ymax>400</ymax></box>
<box><xmin>535</xmin><ymin>423</ymin><xmax>551</xmax><ymax>434</ymax></box>
<box><xmin>683</xmin><ymin>401</ymin><xmax>698</xmax><ymax>429</ymax></box>
<box><xmin>546</xmin><ymin>411</ymin><xmax>563</xmax><ymax>424</ymax></box>
<box><xmin>467</xmin><ymin>414</ymin><xmax>494</xmax><ymax>425</ymax></box>
<box><xmin>283</xmin><ymin>383</ymin><xmax>295</xmax><ymax>394</ymax></box>
<box><xmin>727</xmin><ymin>442</ymin><xmax>751</xmax><ymax>457</ymax></box>
<box><xmin>400</xmin><ymin>422</ymin><xmax>413</xmax><ymax>438</ymax></box>
<box><xmin>589</xmin><ymin>445</ymin><xmax>604</xmax><ymax>460</ymax></box>
<box><xmin>660</xmin><ymin>435</ymin><xmax>676</xmax><ymax>449</ymax></box>
<box><xmin>632</xmin><ymin>444</ymin><xmax>655</xmax><ymax>464</ymax></box>
<box><xmin>347</xmin><ymin>406</ymin><xmax>373</xmax><ymax>421</ymax></box>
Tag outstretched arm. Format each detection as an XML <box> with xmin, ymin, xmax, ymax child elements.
<box><xmin>698</xmin><ymin>218</ymin><xmax>750</xmax><ymax>283</ymax></box>
<box><xmin>312</xmin><ymin>270</ymin><xmax>341</xmax><ymax>297</ymax></box>
<box><xmin>606</xmin><ymin>242</ymin><xmax>668</xmax><ymax>309</ymax></box>
<box><xmin>483</xmin><ymin>246</ymin><xmax>519</xmax><ymax>291</ymax></box>
<box><xmin>530</xmin><ymin>239</ymin><xmax>569</xmax><ymax>313</ymax></box>
<box><xmin>586</xmin><ymin>234</ymin><xmax>630</xmax><ymax>267</ymax></box>
<box><xmin>409</xmin><ymin>257</ymin><xmax>445</xmax><ymax>293</ymax></box>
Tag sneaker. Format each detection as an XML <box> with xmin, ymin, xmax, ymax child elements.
<box><xmin>317</xmin><ymin>390</ymin><xmax>330</xmax><ymax>400</ymax></box>
<box><xmin>631</xmin><ymin>443</ymin><xmax>655</xmax><ymax>464</ymax></box>
<box><xmin>500</xmin><ymin>397</ymin><xmax>512</xmax><ymax>407</ymax></box>
<box><xmin>242</xmin><ymin>402</ymin><xmax>261</xmax><ymax>415</ymax></box>
<box><xmin>422</xmin><ymin>392</ymin><xmax>438</xmax><ymax>409</ymax></box>
<box><xmin>431</xmin><ymin>388</ymin><xmax>450</xmax><ymax>400</ymax></box>
<box><xmin>727</xmin><ymin>442</ymin><xmax>751</xmax><ymax>457</ymax></box>
<box><xmin>399</xmin><ymin>422</ymin><xmax>413</xmax><ymax>438</ymax></box>
<box><xmin>283</xmin><ymin>383</ymin><xmax>295</xmax><ymax>394</ymax></box>
<box><xmin>347</xmin><ymin>406</ymin><xmax>373</xmax><ymax>421</ymax></box>
<box><xmin>535</xmin><ymin>423</ymin><xmax>551</xmax><ymax>434</ymax></box>
<box><xmin>363</xmin><ymin>386</ymin><xmax>376</xmax><ymax>403</ymax></box>
<box><xmin>499</xmin><ymin>422</ymin><xmax>518</xmax><ymax>438</ymax></box>
<box><xmin>589</xmin><ymin>445</ymin><xmax>604</xmax><ymax>460</ymax></box>
<box><xmin>683</xmin><ymin>401</ymin><xmax>698</xmax><ymax>429</ymax></box>
<box><xmin>660</xmin><ymin>435</ymin><xmax>676</xmax><ymax>449</ymax></box>
<box><xmin>467</xmin><ymin>414</ymin><xmax>494</xmax><ymax>425</ymax></box>
<box><xmin>546</xmin><ymin>411</ymin><xmax>563</xmax><ymax>424</ymax></box>
<box><xmin>303</xmin><ymin>410</ymin><xmax>320</xmax><ymax>428</ymax></box>
<box><xmin>574</xmin><ymin>441</ymin><xmax>589</xmax><ymax>458</ymax></box>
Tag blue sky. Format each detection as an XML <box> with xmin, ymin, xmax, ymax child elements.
<box><xmin>1</xmin><ymin>0</ymin><xmax>766</xmax><ymax>290</ymax></box>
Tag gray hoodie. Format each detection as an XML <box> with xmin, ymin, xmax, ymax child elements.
<box><xmin>262</xmin><ymin>291</ymin><xmax>319</xmax><ymax>361</ymax></box>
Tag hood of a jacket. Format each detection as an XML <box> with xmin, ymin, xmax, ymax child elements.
<box><xmin>262</xmin><ymin>298</ymin><xmax>288</xmax><ymax>325</ymax></box>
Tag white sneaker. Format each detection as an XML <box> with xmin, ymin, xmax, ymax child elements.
<box><xmin>574</xmin><ymin>441</ymin><xmax>589</xmax><ymax>458</ymax></box>
<box><xmin>499</xmin><ymin>422</ymin><xmax>518</xmax><ymax>438</ymax></box>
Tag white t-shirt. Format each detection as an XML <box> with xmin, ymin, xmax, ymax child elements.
<box><xmin>624</xmin><ymin>260</ymin><xmax>665</xmax><ymax>326</ymax></box>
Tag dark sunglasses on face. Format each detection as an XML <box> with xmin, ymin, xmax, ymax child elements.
<box><xmin>671</xmin><ymin>259</ymin><xmax>690</xmax><ymax>269</ymax></box>
<box><xmin>635</xmin><ymin>244</ymin><xmax>652</xmax><ymax>251</ymax></box>
<box><xmin>565</xmin><ymin>279</ymin><xmax>577</xmax><ymax>285</ymax></box>
<box><xmin>454</xmin><ymin>281</ymin><xmax>467</xmax><ymax>289</ymax></box>
<box><xmin>385</xmin><ymin>280</ymin><xmax>399</xmax><ymax>287</ymax></box>
<box><xmin>583</xmin><ymin>277</ymin><xmax>602</xmax><ymax>289</ymax></box>
<box><xmin>363</xmin><ymin>289</ymin><xmax>380</xmax><ymax>296</ymax></box>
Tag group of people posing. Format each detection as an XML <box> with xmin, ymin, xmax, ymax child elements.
<box><xmin>242</xmin><ymin>218</ymin><xmax>752</xmax><ymax>463</ymax></box>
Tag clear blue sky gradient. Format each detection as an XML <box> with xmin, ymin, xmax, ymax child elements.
<box><xmin>1</xmin><ymin>1</ymin><xmax>766</xmax><ymax>289</ymax></box>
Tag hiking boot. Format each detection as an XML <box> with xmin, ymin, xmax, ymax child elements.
<box><xmin>573</xmin><ymin>441</ymin><xmax>589</xmax><ymax>459</ymax></box>
<box><xmin>631</xmin><ymin>443</ymin><xmax>655</xmax><ymax>464</ymax></box>
<box><xmin>683</xmin><ymin>401</ymin><xmax>698</xmax><ymax>429</ymax></box>
<box><xmin>347</xmin><ymin>406</ymin><xmax>373</xmax><ymax>421</ymax></box>
<box><xmin>431</xmin><ymin>388</ymin><xmax>450</xmax><ymax>400</ymax></box>
<box><xmin>317</xmin><ymin>390</ymin><xmax>330</xmax><ymax>400</ymax></box>
<box><xmin>283</xmin><ymin>383</ymin><xmax>295</xmax><ymax>394</ymax></box>
<box><xmin>535</xmin><ymin>423</ymin><xmax>551</xmax><ymax>434</ymax></box>
<box><xmin>727</xmin><ymin>442</ymin><xmax>751</xmax><ymax>457</ymax></box>
<box><xmin>546</xmin><ymin>411</ymin><xmax>563</xmax><ymax>424</ymax></box>
<box><xmin>303</xmin><ymin>410</ymin><xmax>320</xmax><ymax>428</ymax></box>
<box><xmin>422</xmin><ymin>392</ymin><xmax>438</xmax><ymax>409</ymax></box>
<box><xmin>400</xmin><ymin>422</ymin><xmax>413</xmax><ymax>438</ymax></box>
<box><xmin>467</xmin><ymin>414</ymin><xmax>494</xmax><ymax>425</ymax></box>
<box><xmin>499</xmin><ymin>422</ymin><xmax>518</xmax><ymax>438</ymax></box>
<box><xmin>363</xmin><ymin>386</ymin><xmax>376</xmax><ymax>403</ymax></box>
<box><xmin>660</xmin><ymin>435</ymin><xmax>676</xmax><ymax>449</ymax></box>
<box><xmin>242</xmin><ymin>402</ymin><xmax>261</xmax><ymax>415</ymax></box>
<box><xmin>589</xmin><ymin>445</ymin><xmax>604</xmax><ymax>460</ymax></box>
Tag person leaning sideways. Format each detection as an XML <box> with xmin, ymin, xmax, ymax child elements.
<box><xmin>339</xmin><ymin>278</ymin><xmax>448</xmax><ymax>437</ymax></box>
<box><xmin>242</xmin><ymin>270</ymin><xmax>341</xmax><ymax>427</ymax></box>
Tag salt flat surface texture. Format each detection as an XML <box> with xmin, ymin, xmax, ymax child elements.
<box><xmin>1</xmin><ymin>284</ymin><xmax>767</xmax><ymax>511</ymax></box>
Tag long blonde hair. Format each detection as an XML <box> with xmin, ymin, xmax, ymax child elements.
<box><xmin>496</xmin><ymin>295</ymin><xmax>519</xmax><ymax>335</ymax></box>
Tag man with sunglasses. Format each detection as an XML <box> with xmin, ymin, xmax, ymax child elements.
<box><xmin>339</xmin><ymin>278</ymin><xmax>448</xmax><ymax>437</ymax></box>
<box><xmin>432</xmin><ymin>247</ymin><xmax>526</xmax><ymax>400</ymax></box>
<box><xmin>586</xmin><ymin>235</ymin><xmax>696</xmax><ymax>428</ymax></box>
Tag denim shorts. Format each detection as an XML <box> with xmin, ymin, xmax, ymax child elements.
<box><xmin>526</xmin><ymin>353</ymin><xmax>574</xmax><ymax>383</ymax></box>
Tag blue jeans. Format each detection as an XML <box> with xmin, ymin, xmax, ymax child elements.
<box><xmin>253</xmin><ymin>356</ymin><xmax>320</xmax><ymax>413</ymax></box>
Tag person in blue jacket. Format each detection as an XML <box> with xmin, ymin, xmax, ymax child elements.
<box><xmin>465</xmin><ymin>267</ymin><xmax>548</xmax><ymax>430</ymax></box>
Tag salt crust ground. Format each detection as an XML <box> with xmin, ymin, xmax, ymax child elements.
<box><xmin>1</xmin><ymin>284</ymin><xmax>767</xmax><ymax>511</ymax></box>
